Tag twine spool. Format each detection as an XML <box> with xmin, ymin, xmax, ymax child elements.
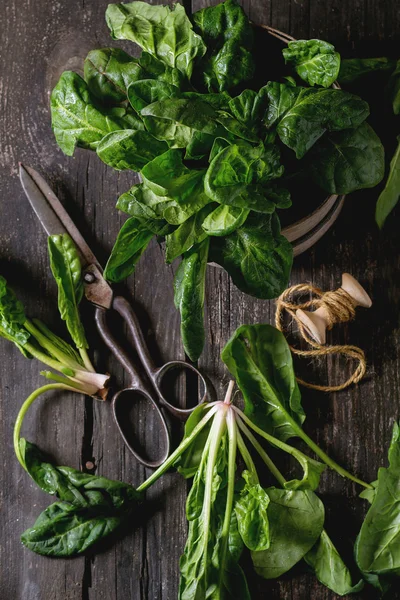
<box><xmin>275</xmin><ymin>276</ymin><xmax>372</xmax><ymax>392</ymax></box>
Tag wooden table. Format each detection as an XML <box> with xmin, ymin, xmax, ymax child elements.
<box><xmin>1</xmin><ymin>1</ymin><xmax>400</xmax><ymax>598</ymax></box>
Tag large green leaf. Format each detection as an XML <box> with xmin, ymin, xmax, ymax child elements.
<box><xmin>251</xmin><ymin>488</ymin><xmax>325</xmax><ymax>579</ymax></box>
<box><xmin>338</xmin><ymin>57</ymin><xmax>396</xmax><ymax>84</ymax></box>
<box><xmin>309</xmin><ymin>122</ymin><xmax>385</xmax><ymax>194</ymax></box>
<box><xmin>355</xmin><ymin>421</ymin><xmax>400</xmax><ymax>577</ymax></box>
<box><xmin>272</xmin><ymin>84</ymin><xmax>370</xmax><ymax>158</ymax></box>
<box><xmin>96</xmin><ymin>129</ymin><xmax>168</xmax><ymax>171</ymax></box>
<box><xmin>174</xmin><ymin>238</ymin><xmax>209</xmax><ymax>362</ymax></box>
<box><xmin>104</xmin><ymin>217</ymin><xmax>154</xmax><ymax>283</ymax></box>
<box><xmin>210</xmin><ymin>213</ymin><xmax>293</xmax><ymax>300</ymax></box>
<box><xmin>192</xmin><ymin>0</ymin><xmax>254</xmax><ymax>92</ymax></box>
<box><xmin>106</xmin><ymin>2</ymin><xmax>206</xmax><ymax>79</ymax></box>
<box><xmin>305</xmin><ymin>530</ymin><xmax>364</xmax><ymax>596</ymax></box>
<box><xmin>376</xmin><ymin>136</ymin><xmax>400</xmax><ymax>228</ymax></box>
<box><xmin>50</xmin><ymin>71</ymin><xmax>125</xmax><ymax>156</ymax></box>
<box><xmin>205</xmin><ymin>141</ymin><xmax>284</xmax><ymax>213</ymax></box>
<box><xmin>84</xmin><ymin>48</ymin><xmax>144</xmax><ymax>104</ymax></box>
<box><xmin>48</xmin><ymin>234</ymin><xmax>87</xmax><ymax>349</ymax></box>
<box><xmin>20</xmin><ymin>439</ymin><xmax>140</xmax><ymax>557</ymax></box>
<box><xmin>0</xmin><ymin>275</ymin><xmax>29</xmax><ymax>348</ymax></box>
<box><xmin>263</xmin><ymin>81</ymin><xmax>301</xmax><ymax>129</ymax></box>
<box><xmin>283</xmin><ymin>39</ymin><xmax>340</xmax><ymax>88</ymax></box>
<box><xmin>221</xmin><ymin>324</ymin><xmax>304</xmax><ymax>440</ymax></box>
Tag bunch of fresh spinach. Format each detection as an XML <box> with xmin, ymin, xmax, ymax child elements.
<box><xmin>0</xmin><ymin>234</ymin><xmax>109</xmax><ymax>466</ymax></box>
<box><xmin>15</xmin><ymin>322</ymin><xmax>400</xmax><ymax>597</ymax></box>
<box><xmin>50</xmin><ymin>0</ymin><xmax>384</xmax><ymax>361</ymax></box>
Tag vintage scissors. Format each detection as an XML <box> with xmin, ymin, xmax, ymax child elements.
<box><xmin>19</xmin><ymin>164</ymin><xmax>208</xmax><ymax>468</ymax></box>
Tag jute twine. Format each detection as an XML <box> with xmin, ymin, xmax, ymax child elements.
<box><xmin>275</xmin><ymin>283</ymin><xmax>367</xmax><ymax>392</ymax></box>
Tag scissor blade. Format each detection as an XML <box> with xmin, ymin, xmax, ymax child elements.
<box><xmin>19</xmin><ymin>164</ymin><xmax>102</xmax><ymax>270</ymax></box>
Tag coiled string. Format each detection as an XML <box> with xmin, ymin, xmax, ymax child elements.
<box><xmin>275</xmin><ymin>283</ymin><xmax>366</xmax><ymax>392</ymax></box>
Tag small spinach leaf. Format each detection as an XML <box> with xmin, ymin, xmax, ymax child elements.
<box><xmin>104</xmin><ymin>218</ymin><xmax>154</xmax><ymax>283</ymax></box>
<box><xmin>48</xmin><ymin>234</ymin><xmax>87</xmax><ymax>349</ymax></box>
<box><xmin>283</xmin><ymin>39</ymin><xmax>340</xmax><ymax>88</ymax></box>
<box><xmin>202</xmin><ymin>205</ymin><xmax>250</xmax><ymax>237</ymax></box>
<box><xmin>0</xmin><ymin>275</ymin><xmax>29</xmax><ymax>349</ymax></box>
<box><xmin>235</xmin><ymin>471</ymin><xmax>270</xmax><ymax>552</ymax></box>
<box><xmin>174</xmin><ymin>238</ymin><xmax>209</xmax><ymax>362</ymax></box>
<box><xmin>165</xmin><ymin>204</ymin><xmax>215</xmax><ymax>263</ymax></box>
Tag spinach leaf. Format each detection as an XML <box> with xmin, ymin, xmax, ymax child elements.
<box><xmin>138</xmin><ymin>51</ymin><xmax>185</xmax><ymax>88</ymax></box>
<box><xmin>104</xmin><ymin>217</ymin><xmax>154</xmax><ymax>283</ymax></box>
<box><xmin>128</xmin><ymin>79</ymin><xmax>180</xmax><ymax>115</ymax></box>
<box><xmin>305</xmin><ymin>530</ymin><xmax>364</xmax><ymax>596</ymax></box>
<box><xmin>165</xmin><ymin>204</ymin><xmax>215</xmax><ymax>263</ymax></box>
<box><xmin>221</xmin><ymin>324</ymin><xmax>304</xmax><ymax>440</ymax></box>
<box><xmin>174</xmin><ymin>403</ymin><xmax>213</xmax><ymax>478</ymax></box>
<box><xmin>338</xmin><ymin>57</ymin><xmax>396</xmax><ymax>84</ymax></box>
<box><xmin>20</xmin><ymin>439</ymin><xmax>140</xmax><ymax>557</ymax></box>
<box><xmin>51</xmin><ymin>72</ymin><xmax>125</xmax><ymax>156</ymax></box>
<box><xmin>216</xmin><ymin>110</ymin><xmax>260</xmax><ymax>143</ymax></box>
<box><xmin>283</xmin><ymin>39</ymin><xmax>340</xmax><ymax>88</ymax></box>
<box><xmin>309</xmin><ymin>122</ymin><xmax>385</xmax><ymax>194</ymax></box>
<box><xmin>205</xmin><ymin>141</ymin><xmax>284</xmax><ymax>213</ymax></box>
<box><xmin>0</xmin><ymin>275</ymin><xmax>30</xmax><ymax>348</ymax></box>
<box><xmin>210</xmin><ymin>213</ymin><xmax>293</xmax><ymax>300</ymax></box>
<box><xmin>174</xmin><ymin>239</ymin><xmax>209</xmax><ymax>362</ymax></box>
<box><xmin>263</xmin><ymin>81</ymin><xmax>301</xmax><ymax>129</ymax></box>
<box><xmin>202</xmin><ymin>205</ymin><xmax>250</xmax><ymax>237</ymax></box>
<box><xmin>106</xmin><ymin>2</ymin><xmax>206</xmax><ymax>79</ymax></box>
<box><xmin>182</xmin><ymin>90</ymin><xmax>232</xmax><ymax>111</ymax></box>
<box><xmin>273</xmin><ymin>85</ymin><xmax>370</xmax><ymax>158</ymax></box>
<box><xmin>235</xmin><ymin>471</ymin><xmax>270</xmax><ymax>552</ymax></box>
<box><xmin>228</xmin><ymin>88</ymin><xmax>268</xmax><ymax>130</ymax></box>
<box><xmin>355</xmin><ymin>421</ymin><xmax>400</xmax><ymax>578</ymax></box>
<box><xmin>84</xmin><ymin>48</ymin><xmax>144</xmax><ymax>104</ymax></box>
<box><xmin>376</xmin><ymin>136</ymin><xmax>400</xmax><ymax>228</ymax></box>
<box><xmin>96</xmin><ymin>129</ymin><xmax>168</xmax><ymax>171</ymax></box>
<box><xmin>389</xmin><ymin>60</ymin><xmax>400</xmax><ymax>115</ymax></box>
<box><xmin>251</xmin><ymin>488</ymin><xmax>325</xmax><ymax>579</ymax></box>
<box><xmin>192</xmin><ymin>0</ymin><xmax>254</xmax><ymax>92</ymax></box>
<box><xmin>117</xmin><ymin>183</ymin><xmax>170</xmax><ymax>220</ymax></box>
<box><xmin>48</xmin><ymin>234</ymin><xmax>87</xmax><ymax>349</ymax></box>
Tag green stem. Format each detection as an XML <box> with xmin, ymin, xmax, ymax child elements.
<box><xmin>24</xmin><ymin>341</ymin><xmax>70</xmax><ymax>374</ymax></box>
<box><xmin>236</xmin><ymin>417</ymin><xmax>286</xmax><ymax>487</ymax></box>
<box><xmin>13</xmin><ymin>383</ymin><xmax>76</xmax><ymax>470</ymax></box>
<box><xmin>236</xmin><ymin>427</ymin><xmax>259</xmax><ymax>481</ymax></box>
<box><xmin>24</xmin><ymin>319</ymin><xmax>81</xmax><ymax>370</ymax></box>
<box><xmin>235</xmin><ymin>407</ymin><xmax>372</xmax><ymax>490</ymax></box>
<box><xmin>40</xmin><ymin>370</ymin><xmax>89</xmax><ymax>391</ymax></box>
<box><xmin>137</xmin><ymin>405</ymin><xmax>218</xmax><ymax>493</ymax></box>
<box><xmin>79</xmin><ymin>347</ymin><xmax>95</xmax><ymax>373</ymax></box>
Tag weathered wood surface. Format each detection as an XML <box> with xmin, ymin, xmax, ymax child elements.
<box><xmin>1</xmin><ymin>0</ymin><xmax>400</xmax><ymax>598</ymax></box>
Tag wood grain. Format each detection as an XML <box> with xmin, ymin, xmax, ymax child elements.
<box><xmin>0</xmin><ymin>0</ymin><xmax>400</xmax><ymax>598</ymax></box>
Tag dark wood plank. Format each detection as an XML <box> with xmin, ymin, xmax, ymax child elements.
<box><xmin>1</xmin><ymin>0</ymin><xmax>400</xmax><ymax>599</ymax></box>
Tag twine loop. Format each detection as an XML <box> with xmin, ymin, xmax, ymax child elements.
<box><xmin>275</xmin><ymin>284</ymin><xmax>366</xmax><ymax>392</ymax></box>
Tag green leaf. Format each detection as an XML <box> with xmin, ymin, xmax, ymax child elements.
<box><xmin>221</xmin><ymin>324</ymin><xmax>304</xmax><ymax>440</ymax></box>
<box><xmin>228</xmin><ymin>88</ymin><xmax>268</xmax><ymax>130</ymax></box>
<box><xmin>104</xmin><ymin>217</ymin><xmax>154</xmax><ymax>283</ymax></box>
<box><xmin>283</xmin><ymin>452</ymin><xmax>326</xmax><ymax>491</ymax></box>
<box><xmin>0</xmin><ymin>275</ymin><xmax>30</xmax><ymax>348</ymax></box>
<box><xmin>202</xmin><ymin>205</ymin><xmax>250</xmax><ymax>237</ymax></box>
<box><xmin>105</xmin><ymin>2</ymin><xmax>206</xmax><ymax>79</ymax></box>
<box><xmin>192</xmin><ymin>0</ymin><xmax>254</xmax><ymax>92</ymax></box>
<box><xmin>174</xmin><ymin>403</ymin><xmax>214</xmax><ymax>478</ymax></box>
<box><xmin>273</xmin><ymin>84</ymin><xmax>370</xmax><ymax>158</ymax></box>
<box><xmin>389</xmin><ymin>60</ymin><xmax>400</xmax><ymax>114</ymax></box>
<box><xmin>263</xmin><ymin>81</ymin><xmax>301</xmax><ymax>129</ymax></box>
<box><xmin>138</xmin><ymin>51</ymin><xmax>185</xmax><ymax>88</ymax></box>
<box><xmin>20</xmin><ymin>439</ymin><xmax>140</xmax><ymax>557</ymax></box>
<box><xmin>309</xmin><ymin>122</ymin><xmax>385</xmax><ymax>195</ymax></box>
<box><xmin>165</xmin><ymin>204</ymin><xmax>215</xmax><ymax>263</ymax></box>
<box><xmin>305</xmin><ymin>530</ymin><xmax>364</xmax><ymax>596</ymax></box>
<box><xmin>174</xmin><ymin>238</ymin><xmax>209</xmax><ymax>362</ymax></box>
<box><xmin>96</xmin><ymin>129</ymin><xmax>168</xmax><ymax>171</ymax></box>
<box><xmin>48</xmin><ymin>234</ymin><xmax>87</xmax><ymax>349</ymax></box>
<box><xmin>50</xmin><ymin>71</ymin><xmax>126</xmax><ymax>156</ymax></box>
<box><xmin>205</xmin><ymin>141</ymin><xmax>284</xmax><ymax>213</ymax></box>
<box><xmin>251</xmin><ymin>488</ymin><xmax>325</xmax><ymax>579</ymax></box>
<box><xmin>210</xmin><ymin>213</ymin><xmax>293</xmax><ymax>300</ymax></box>
<box><xmin>235</xmin><ymin>471</ymin><xmax>270</xmax><ymax>552</ymax></box>
<box><xmin>338</xmin><ymin>57</ymin><xmax>396</xmax><ymax>84</ymax></box>
<box><xmin>283</xmin><ymin>39</ymin><xmax>340</xmax><ymax>88</ymax></box>
<box><xmin>84</xmin><ymin>48</ymin><xmax>144</xmax><ymax>104</ymax></box>
<box><xmin>355</xmin><ymin>421</ymin><xmax>400</xmax><ymax>577</ymax></box>
<box><xmin>128</xmin><ymin>79</ymin><xmax>180</xmax><ymax>115</ymax></box>
<box><xmin>376</xmin><ymin>136</ymin><xmax>400</xmax><ymax>228</ymax></box>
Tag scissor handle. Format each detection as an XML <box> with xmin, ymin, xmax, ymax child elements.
<box><xmin>154</xmin><ymin>361</ymin><xmax>208</xmax><ymax>420</ymax></box>
<box><xmin>112</xmin><ymin>387</ymin><xmax>170</xmax><ymax>469</ymax></box>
